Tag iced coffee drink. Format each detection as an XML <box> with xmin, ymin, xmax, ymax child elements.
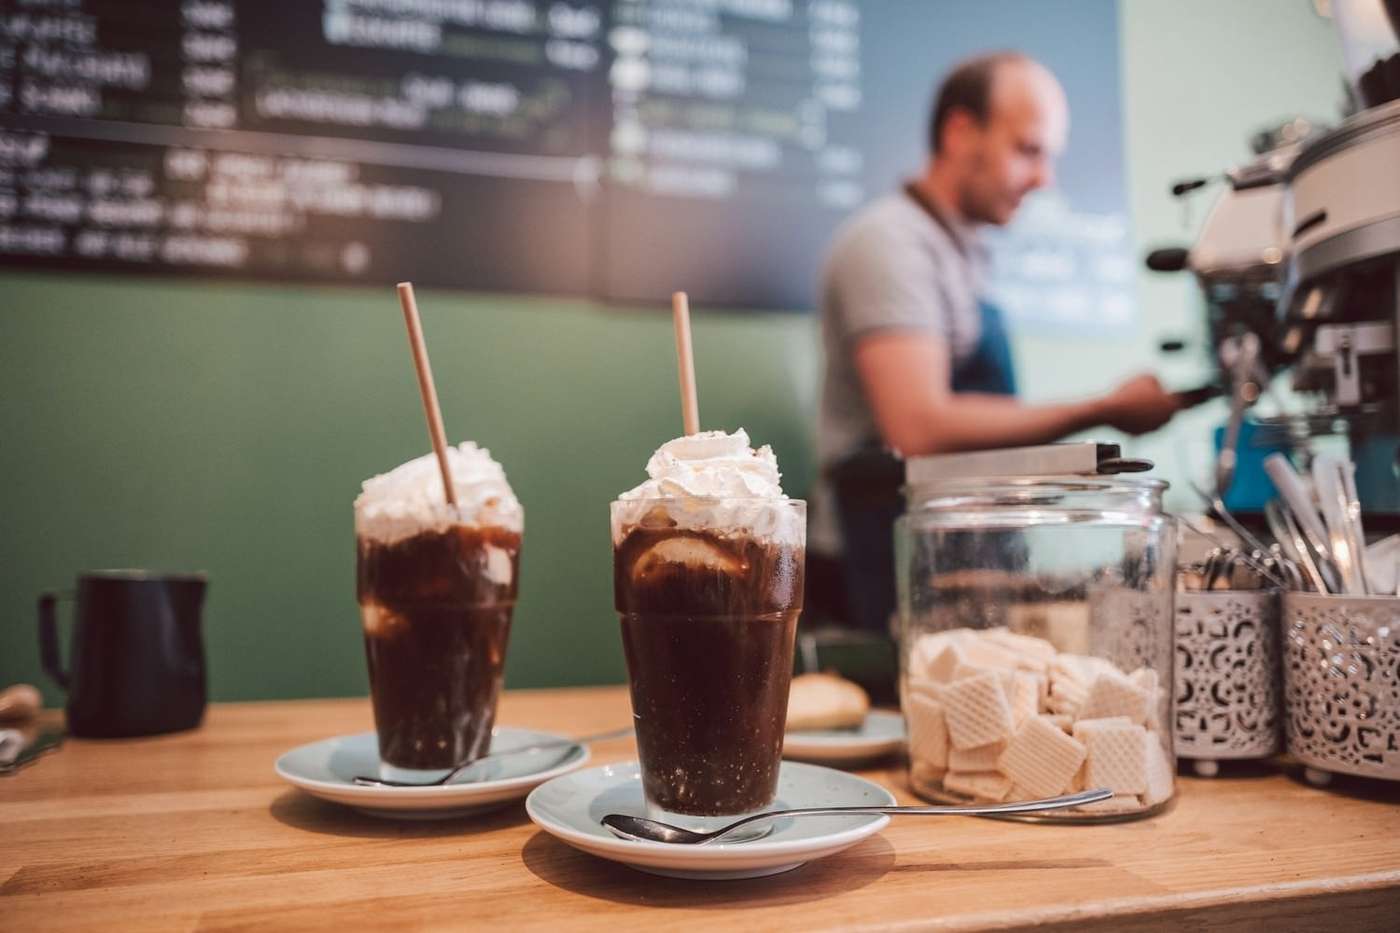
<box><xmin>354</xmin><ymin>443</ymin><xmax>522</xmax><ymax>776</ymax></box>
<box><xmin>612</xmin><ymin>430</ymin><xmax>805</xmax><ymax>829</ymax></box>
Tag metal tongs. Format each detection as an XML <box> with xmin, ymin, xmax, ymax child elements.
<box><xmin>1178</xmin><ymin>515</ymin><xmax>1298</xmax><ymax>592</ymax></box>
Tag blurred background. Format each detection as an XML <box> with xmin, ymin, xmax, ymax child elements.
<box><xmin>0</xmin><ymin>0</ymin><xmax>1347</xmax><ymax>702</ymax></box>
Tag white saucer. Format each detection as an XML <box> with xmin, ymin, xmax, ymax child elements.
<box><xmin>783</xmin><ymin>710</ymin><xmax>906</xmax><ymax>765</ymax></box>
<box><xmin>526</xmin><ymin>760</ymin><xmax>895</xmax><ymax>880</ymax></box>
<box><xmin>275</xmin><ymin>728</ymin><xmax>588</xmax><ymax>820</ymax></box>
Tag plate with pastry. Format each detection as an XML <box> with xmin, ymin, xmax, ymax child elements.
<box><xmin>783</xmin><ymin>672</ymin><xmax>905</xmax><ymax>765</ymax></box>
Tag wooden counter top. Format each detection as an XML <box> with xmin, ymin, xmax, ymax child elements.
<box><xmin>3</xmin><ymin>687</ymin><xmax>1398</xmax><ymax>931</ymax></box>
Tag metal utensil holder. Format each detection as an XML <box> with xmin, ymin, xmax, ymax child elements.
<box><xmin>1174</xmin><ymin>590</ymin><xmax>1282</xmax><ymax>775</ymax></box>
<box><xmin>1282</xmin><ymin>592</ymin><xmax>1400</xmax><ymax>785</ymax></box>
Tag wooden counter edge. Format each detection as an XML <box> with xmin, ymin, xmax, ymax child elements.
<box><xmin>865</xmin><ymin>870</ymin><xmax>1400</xmax><ymax>933</ymax></box>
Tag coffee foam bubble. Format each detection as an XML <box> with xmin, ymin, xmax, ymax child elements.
<box><xmin>355</xmin><ymin>442</ymin><xmax>523</xmax><ymax>544</ymax></box>
<box><xmin>613</xmin><ymin>429</ymin><xmax>803</xmax><ymax>545</ymax></box>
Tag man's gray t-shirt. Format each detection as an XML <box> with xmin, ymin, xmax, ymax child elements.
<box><xmin>817</xmin><ymin>189</ymin><xmax>986</xmax><ymax>469</ymax></box>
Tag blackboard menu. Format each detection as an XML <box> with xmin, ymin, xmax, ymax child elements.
<box><xmin>0</xmin><ymin>1</ymin><xmax>1129</xmax><ymax>319</ymax></box>
<box><xmin>0</xmin><ymin>0</ymin><xmax>608</xmax><ymax>294</ymax></box>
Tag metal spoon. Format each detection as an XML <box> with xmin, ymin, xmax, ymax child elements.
<box><xmin>1312</xmin><ymin>456</ymin><xmax>1365</xmax><ymax>594</ymax></box>
<box><xmin>1265</xmin><ymin>500</ymin><xmax>1326</xmax><ymax>592</ymax></box>
<box><xmin>352</xmin><ymin>726</ymin><xmax>633</xmax><ymax>788</ymax></box>
<box><xmin>1262</xmin><ymin>455</ymin><xmax>1333</xmax><ymax>565</ymax></box>
<box><xmin>1338</xmin><ymin>458</ymin><xmax>1369</xmax><ymax>594</ymax></box>
<box><xmin>602</xmin><ymin>788</ymin><xmax>1114</xmax><ymax>845</ymax></box>
<box><xmin>1281</xmin><ymin>500</ymin><xmax>1341</xmax><ymax>593</ymax></box>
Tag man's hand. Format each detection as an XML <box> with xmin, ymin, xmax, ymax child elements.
<box><xmin>1099</xmin><ymin>374</ymin><xmax>1181</xmax><ymax>435</ymax></box>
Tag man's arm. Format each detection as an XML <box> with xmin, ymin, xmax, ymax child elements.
<box><xmin>853</xmin><ymin>331</ymin><xmax>1179</xmax><ymax>457</ymax></box>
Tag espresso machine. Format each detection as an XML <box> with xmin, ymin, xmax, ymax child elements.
<box><xmin>1151</xmin><ymin>0</ymin><xmax>1400</xmax><ymax>520</ymax></box>
<box><xmin>1281</xmin><ymin>92</ymin><xmax>1400</xmax><ymax>513</ymax></box>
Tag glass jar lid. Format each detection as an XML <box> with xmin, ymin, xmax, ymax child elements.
<box><xmin>904</xmin><ymin>474</ymin><xmax>1169</xmax><ymax>526</ymax></box>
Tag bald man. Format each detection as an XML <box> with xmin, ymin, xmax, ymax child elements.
<box><xmin>818</xmin><ymin>52</ymin><xmax>1181</xmax><ymax>634</ymax></box>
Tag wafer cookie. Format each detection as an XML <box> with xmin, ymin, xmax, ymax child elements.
<box><xmin>1078</xmin><ymin>669</ymin><xmax>1150</xmax><ymax>724</ymax></box>
<box><xmin>905</xmin><ymin>693</ymin><xmax>949</xmax><ymax>769</ymax></box>
<box><xmin>949</xmin><ymin>740</ymin><xmax>1006</xmax><ymax>772</ymax></box>
<box><xmin>998</xmin><ymin>714</ymin><xmax>1088</xmax><ymax>798</ymax></box>
<box><xmin>1084</xmin><ymin>722</ymin><xmax>1149</xmax><ymax>795</ymax></box>
<box><xmin>943</xmin><ymin>769</ymin><xmax>1013</xmax><ymax>802</ymax></box>
<box><xmin>941</xmin><ymin>671</ymin><xmax>1015</xmax><ymax>750</ymax></box>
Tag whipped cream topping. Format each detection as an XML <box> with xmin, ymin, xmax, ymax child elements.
<box><xmin>623</xmin><ymin>429</ymin><xmax>785</xmax><ymax>499</ymax></box>
<box><xmin>614</xmin><ymin>429</ymin><xmax>803</xmax><ymax>545</ymax></box>
<box><xmin>355</xmin><ymin>442</ymin><xmax>523</xmax><ymax>544</ymax></box>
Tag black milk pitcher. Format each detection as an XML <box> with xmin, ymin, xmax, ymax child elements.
<box><xmin>39</xmin><ymin>571</ymin><xmax>208</xmax><ymax>737</ymax></box>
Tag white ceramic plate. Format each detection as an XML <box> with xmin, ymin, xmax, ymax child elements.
<box><xmin>275</xmin><ymin>728</ymin><xmax>588</xmax><ymax>820</ymax></box>
<box><xmin>526</xmin><ymin>760</ymin><xmax>895</xmax><ymax>880</ymax></box>
<box><xmin>783</xmin><ymin>710</ymin><xmax>906</xmax><ymax>764</ymax></box>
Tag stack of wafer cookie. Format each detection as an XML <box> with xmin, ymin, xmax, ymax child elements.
<box><xmin>904</xmin><ymin>627</ymin><xmax>1172</xmax><ymax>815</ymax></box>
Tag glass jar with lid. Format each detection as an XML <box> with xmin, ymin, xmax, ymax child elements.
<box><xmin>896</xmin><ymin>472</ymin><xmax>1176</xmax><ymax>821</ymax></box>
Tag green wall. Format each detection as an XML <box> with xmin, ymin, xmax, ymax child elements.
<box><xmin>0</xmin><ymin>280</ymin><xmax>818</xmax><ymax>703</ymax></box>
<box><xmin>1</xmin><ymin>1</ymin><xmax>1345</xmax><ymax>703</ymax></box>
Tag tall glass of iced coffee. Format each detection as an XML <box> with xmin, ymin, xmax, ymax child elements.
<box><xmin>612</xmin><ymin>430</ymin><xmax>805</xmax><ymax>832</ymax></box>
<box><xmin>354</xmin><ymin>443</ymin><xmax>523</xmax><ymax>779</ymax></box>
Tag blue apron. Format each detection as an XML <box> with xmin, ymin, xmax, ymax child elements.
<box><xmin>831</xmin><ymin>300</ymin><xmax>1017</xmax><ymax>634</ymax></box>
<box><xmin>953</xmin><ymin>300</ymin><xmax>1018</xmax><ymax>396</ymax></box>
